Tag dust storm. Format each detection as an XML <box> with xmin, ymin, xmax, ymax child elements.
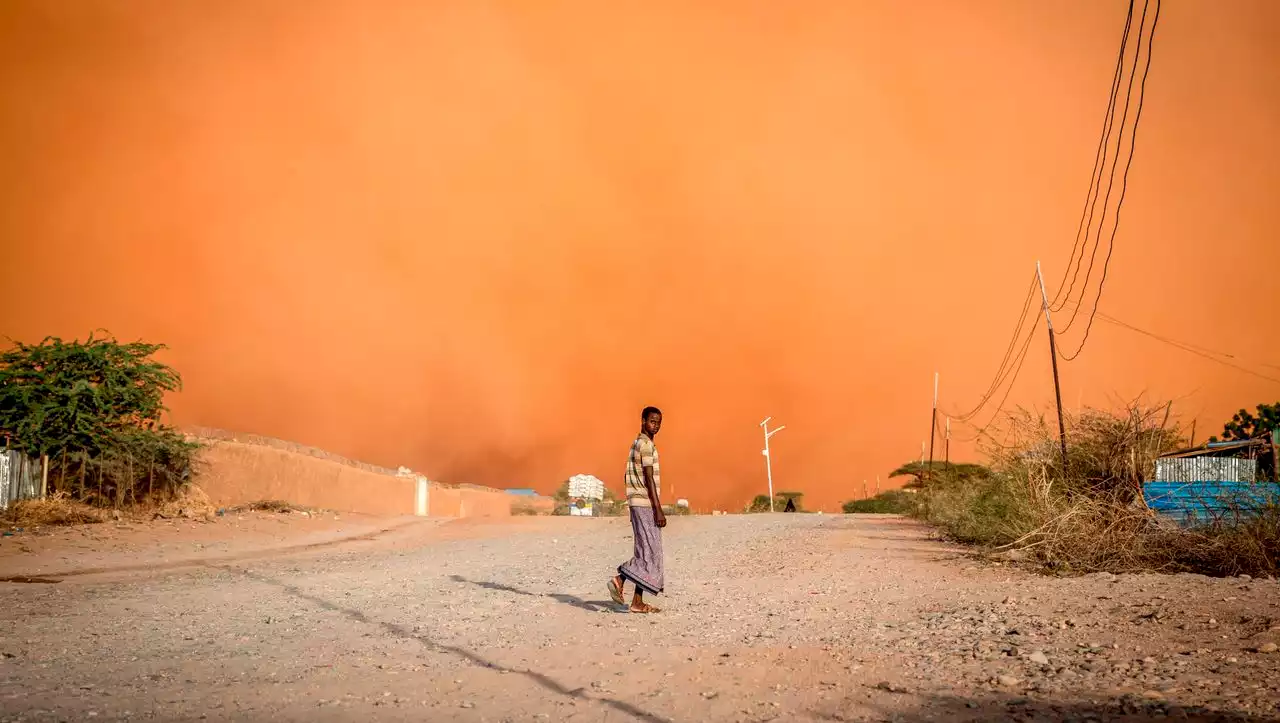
<box><xmin>2</xmin><ymin>1</ymin><xmax>1278</xmax><ymax>511</ymax></box>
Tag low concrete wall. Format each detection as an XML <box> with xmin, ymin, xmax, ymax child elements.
<box><xmin>193</xmin><ymin>438</ymin><xmax>512</xmax><ymax>518</ymax></box>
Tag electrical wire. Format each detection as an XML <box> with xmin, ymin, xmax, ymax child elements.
<box><xmin>946</xmin><ymin>317</ymin><xmax>1041</xmax><ymax>443</ymax></box>
<box><xmin>1051</xmin><ymin>0</ymin><xmax>1137</xmax><ymax>312</ymax></box>
<box><xmin>948</xmin><ymin>272</ymin><xmax>1039</xmax><ymax>422</ymax></box>
<box><xmin>1057</xmin><ymin>301</ymin><xmax>1280</xmax><ymax>384</ymax></box>
<box><xmin>1059</xmin><ymin>0</ymin><xmax>1161</xmax><ymax>359</ymax></box>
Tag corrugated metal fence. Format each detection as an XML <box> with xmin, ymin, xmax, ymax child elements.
<box><xmin>0</xmin><ymin>450</ymin><xmax>44</xmax><ymax>509</ymax></box>
<box><xmin>1144</xmin><ymin>456</ymin><xmax>1280</xmax><ymax>526</ymax></box>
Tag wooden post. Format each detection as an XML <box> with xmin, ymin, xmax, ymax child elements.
<box><xmin>1036</xmin><ymin>261</ymin><xmax>1070</xmax><ymax>473</ymax></box>
<box><xmin>1272</xmin><ymin>429</ymin><xmax>1279</xmax><ymax>483</ymax></box>
<box><xmin>944</xmin><ymin>417</ymin><xmax>951</xmax><ymax>466</ymax></box>
<box><xmin>40</xmin><ymin>455</ymin><xmax>48</xmax><ymax>498</ymax></box>
<box><xmin>927</xmin><ymin>372</ymin><xmax>939</xmax><ymax>481</ymax></box>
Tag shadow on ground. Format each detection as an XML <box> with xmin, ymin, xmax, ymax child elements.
<box><xmin>217</xmin><ymin>565</ymin><xmax>665</xmax><ymax>722</ymax></box>
<box><xmin>816</xmin><ymin>689</ymin><xmax>1278</xmax><ymax>722</ymax></box>
<box><xmin>447</xmin><ymin>574</ymin><xmax>621</xmax><ymax>613</ymax></box>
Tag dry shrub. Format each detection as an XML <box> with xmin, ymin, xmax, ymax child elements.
<box><xmin>149</xmin><ymin>484</ymin><xmax>217</xmax><ymax>520</ymax></box>
<box><xmin>7</xmin><ymin>492</ymin><xmax>106</xmax><ymax>526</ymax></box>
<box><xmin>229</xmin><ymin>499</ymin><xmax>316</xmax><ymax>514</ymax></box>
<box><xmin>916</xmin><ymin>398</ymin><xmax>1280</xmax><ymax>577</ymax></box>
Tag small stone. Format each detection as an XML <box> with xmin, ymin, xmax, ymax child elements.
<box><xmin>1028</xmin><ymin>651</ymin><xmax>1050</xmax><ymax>665</ymax></box>
<box><xmin>1255</xmin><ymin>643</ymin><xmax>1278</xmax><ymax>654</ymax></box>
<box><xmin>1142</xmin><ymin>690</ymin><xmax>1165</xmax><ymax>700</ymax></box>
<box><xmin>459</xmin><ymin>702</ymin><xmax>475</xmax><ymax>709</ymax></box>
<box><xmin>997</xmin><ymin>675</ymin><xmax>1021</xmax><ymax>688</ymax></box>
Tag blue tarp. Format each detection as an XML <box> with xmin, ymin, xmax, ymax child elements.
<box><xmin>1143</xmin><ymin>479</ymin><xmax>1280</xmax><ymax>526</ymax></box>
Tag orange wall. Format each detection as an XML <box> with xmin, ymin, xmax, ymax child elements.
<box><xmin>196</xmin><ymin>440</ymin><xmax>415</xmax><ymax>515</ymax></box>
<box><xmin>195</xmin><ymin>439</ymin><xmax>512</xmax><ymax>517</ymax></box>
<box><xmin>3</xmin><ymin>1</ymin><xmax>1279</xmax><ymax>512</ymax></box>
<box><xmin>425</xmin><ymin>486</ymin><xmax>515</xmax><ymax>518</ymax></box>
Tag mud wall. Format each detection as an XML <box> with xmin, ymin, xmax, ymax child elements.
<box><xmin>195</xmin><ymin>440</ymin><xmax>511</xmax><ymax>518</ymax></box>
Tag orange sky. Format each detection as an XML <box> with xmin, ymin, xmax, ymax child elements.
<box><xmin>2</xmin><ymin>1</ymin><xmax>1278</xmax><ymax>512</ymax></box>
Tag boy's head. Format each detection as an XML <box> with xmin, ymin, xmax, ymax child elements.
<box><xmin>641</xmin><ymin>406</ymin><xmax>663</xmax><ymax>437</ymax></box>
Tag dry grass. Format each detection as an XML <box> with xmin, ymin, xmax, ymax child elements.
<box><xmin>147</xmin><ymin>484</ymin><xmax>218</xmax><ymax>520</ymax></box>
<box><xmin>915</xmin><ymin>398</ymin><xmax>1280</xmax><ymax>578</ymax></box>
<box><xmin>6</xmin><ymin>492</ymin><xmax>107</xmax><ymax>526</ymax></box>
<box><xmin>229</xmin><ymin>499</ymin><xmax>318</xmax><ymax>515</ymax></box>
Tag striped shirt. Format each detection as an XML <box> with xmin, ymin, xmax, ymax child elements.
<box><xmin>624</xmin><ymin>434</ymin><xmax>661</xmax><ymax>507</ymax></box>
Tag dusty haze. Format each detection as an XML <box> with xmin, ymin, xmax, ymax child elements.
<box><xmin>2</xmin><ymin>1</ymin><xmax>1278</xmax><ymax>511</ymax></box>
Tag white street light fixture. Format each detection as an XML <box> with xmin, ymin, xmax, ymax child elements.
<box><xmin>760</xmin><ymin>417</ymin><xmax>786</xmax><ymax>513</ymax></box>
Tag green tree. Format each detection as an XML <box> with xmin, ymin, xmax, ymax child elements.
<box><xmin>1211</xmin><ymin>402</ymin><xmax>1280</xmax><ymax>443</ymax></box>
<box><xmin>746</xmin><ymin>492</ymin><xmax>803</xmax><ymax>513</ymax></box>
<box><xmin>0</xmin><ymin>333</ymin><xmax>197</xmax><ymax>505</ymax></box>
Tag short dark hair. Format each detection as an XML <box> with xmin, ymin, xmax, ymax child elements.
<box><xmin>641</xmin><ymin>406</ymin><xmax>662</xmax><ymax>420</ymax></box>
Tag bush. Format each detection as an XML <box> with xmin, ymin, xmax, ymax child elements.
<box><xmin>908</xmin><ymin>398</ymin><xmax>1280</xmax><ymax>577</ymax></box>
<box><xmin>0</xmin><ymin>333</ymin><xmax>199</xmax><ymax>507</ymax></box>
<box><xmin>842</xmin><ymin>490</ymin><xmax>915</xmax><ymax>514</ymax></box>
<box><xmin>745</xmin><ymin>492</ymin><xmax>804</xmax><ymax>513</ymax></box>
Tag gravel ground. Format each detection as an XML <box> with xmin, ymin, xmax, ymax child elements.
<box><xmin>0</xmin><ymin>513</ymin><xmax>1278</xmax><ymax>722</ymax></box>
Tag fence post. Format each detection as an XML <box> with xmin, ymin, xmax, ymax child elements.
<box><xmin>40</xmin><ymin>455</ymin><xmax>48</xmax><ymax>499</ymax></box>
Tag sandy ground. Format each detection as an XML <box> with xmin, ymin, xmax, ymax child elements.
<box><xmin>0</xmin><ymin>513</ymin><xmax>1277</xmax><ymax>722</ymax></box>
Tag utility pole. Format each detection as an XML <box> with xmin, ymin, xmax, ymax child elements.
<box><xmin>874</xmin><ymin>475</ymin><xmax>880</xmax><ymax>495</ymax></box>
<box><xmin>760</xmin><ymin>417</ymin><xmax>786</xmax><ymax>513</ymax></box>
<box><xmin>1036</xmin><ymin>261</ymin><xmax>1070</xmax><ymax>472</ymax></box>
<box><xmin>863</xmin><ymin>480</ymin><xmax>868</xmax><ymax>499</ymax></box>
<box><xmin>944</xmin><ymin>417</ymin><xmax>951</xmax><ymax>466</ymax></box>
<box><xmin>927</xmin><ymin>372</ymin><xmax>939</xmax><ymax>480</ymax></box>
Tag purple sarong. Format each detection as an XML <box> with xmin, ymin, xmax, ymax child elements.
<box><xmin>618</xmin><ymin>506</ymin><xmax>664</xmax><ymax>595</ymax></box>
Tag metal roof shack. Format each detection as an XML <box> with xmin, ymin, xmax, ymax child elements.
<box><xmin>1142</xmin><ymin>431</ymin><xmax>1279</xmax><ymax>527</ymax></box>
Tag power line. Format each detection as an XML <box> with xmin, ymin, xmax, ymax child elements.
<box><xmin>1051</xmin><ymin>0</ymin><xmax>1137</xmax><ymax>312</ymax></box>
<box><xmin>1059</xmin><ymin>0</ymin><xmax>1162</xmax><ymax>359</ymax></box>
<box><xmin>946</xmin><ymin>318</ymin><xmax>1041</xmax><ymax>443</ymax></box>
<box><xmin>949</xmin><ymin>272</ymin><xmax>1038</xmax><ymax>422</ymax></box>
<box><xmin>1059</xmin><ymin>302</ymin><xmax>1280</xmax><ymax>385</ymax></box>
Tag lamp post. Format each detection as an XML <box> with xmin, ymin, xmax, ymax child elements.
<box><xmin>760</xmin><ymin>417</ymin><xmax>786</xmax><ymax>513</ymax></box>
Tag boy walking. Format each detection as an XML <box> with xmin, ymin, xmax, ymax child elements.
<box><xmin>608</xmin><ymin>406</ymin><xmax>666</xmax><ymax>613</ymax></box>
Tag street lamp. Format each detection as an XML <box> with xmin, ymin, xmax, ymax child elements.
<box><xmin>760</xmin><ymin>417</ymin><xmax>786</xmax><ymax>513</ymax></box>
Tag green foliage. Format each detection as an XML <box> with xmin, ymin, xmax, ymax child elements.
<box><xmin>0</xmin><ymin>334</ymin><xmax>181</xmax><ymax>455</ymax></box>
<box><xmin>745</xmin><ymin>492</ymin><xmax>804</xmax><ymax>513</ymax></box>
<box><xmin>1211</xmin><ymin>402</ymin><xmax>1280</xmax><ymax>443</ymax></box>
<box><xmin>842</xmin><ymin>489</ymin><xmax>915</xmax><ymax>514</ymax></box>
<box><xmin>0</xmin><ymin>333</ymin><xmax>198</xmax><ymax>506</ymax></box>
<box><xmin>889</xmin><ymin>461</ymin><xmax>992</xmax><ymax>489</ymax></box>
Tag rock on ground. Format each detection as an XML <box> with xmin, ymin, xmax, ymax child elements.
<box><xmin>0</xmin><ymin>514</ymin><xmax>1277</xmax><ymax>722</ymax></box>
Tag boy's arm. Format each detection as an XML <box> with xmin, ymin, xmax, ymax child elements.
<box><xmin>639</xmin><ymin>439</ymin><xmax>665</xmax><ymax>526</ymax></box>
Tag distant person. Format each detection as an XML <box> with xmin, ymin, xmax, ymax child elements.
<box><xmin>608</xmin><ymin>406</ymin><xmax>666</xmax><ymax>613</ymax></box>
<box><xmin>784</xmin><ymin>497</ymin><xmax>796</xmax><ymax>513</ymax></box>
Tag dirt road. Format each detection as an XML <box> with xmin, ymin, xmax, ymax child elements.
<box><xmin>1</xmin><ymin>514</ymin><xmax>1278</xmax><ymax>722</ymax></box>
